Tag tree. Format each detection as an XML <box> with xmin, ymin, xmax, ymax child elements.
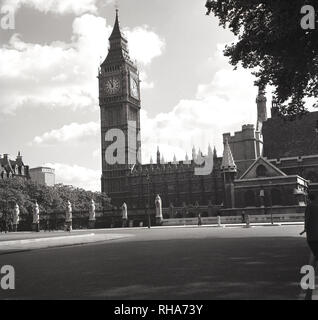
<box><xmin>0</xmin><ymin>178</ymin><xmax>112</xmax><ymax>215</ymax></box>
<box><xmin>205</xmin><ymin>0</ymin><xmax>318</xmax><ymax>118</ymax></box>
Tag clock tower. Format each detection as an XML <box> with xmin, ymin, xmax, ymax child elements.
<box><xmin>99</xmin><ymin>10</ymin><xmax>141</xmax><ymax>205</ymax></box>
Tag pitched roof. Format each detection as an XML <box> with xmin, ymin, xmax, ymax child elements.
<box><xmin>221</xmin><ymin>139</ymin><xmax>237</xmax><ymax>172</ymax></box>
<box><xmin>239</xmin><ymin>156</ymin><xmax>287</xmax><ymax>180</ymax></box>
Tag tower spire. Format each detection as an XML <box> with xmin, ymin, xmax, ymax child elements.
<box><xmin>157</xmin><ymin>147</ymin><xmax>161</xmax><ymax>164</ymax></box>
<box><xmin>213</xmin><ymin>146</ymin><xmax>217</xmax><ymax>159</ymax></box>
<box><xmin>102</xmin><ymin>9</ymin><xmax>129</xmax><ymax>66</ymax></box>
<box><xmin>109</xmin><ymin>8</ymin><xmax>123</xmax><ymax>41</ymax></box>
<box><xmin>192</xmin><ymin>146</ymin><xmax>196</xmax><ymax>161</ymax></box>
<box><xmin>256</xmin><ymin>85</ymin><xmax>267</xmax><ymax>132</ymax></box>
<box><xmin>221</xmin><ymin>139</ymin><xmax>237</xmax><ymax>172</ymax></box>
<box><xmin>208</xmin><ymin>144</ymin><xmax>213</xmax><ymax>158</ymax></box>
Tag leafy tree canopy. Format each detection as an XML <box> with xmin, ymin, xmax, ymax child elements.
<box><xmin>205</xmin><ymin>0</ymin><xmax>318</xmax><ymax>118</ymax></box>
<box><xmin>0</xmin><ymin>179</ymin><xmax>111</xmax><ymax>215</ymax></box>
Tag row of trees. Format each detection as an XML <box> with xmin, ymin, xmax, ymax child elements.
<box><xmin>0</xmin><ymin>178</ymin><xmax>111</xmax><ymax>215</ymax></box>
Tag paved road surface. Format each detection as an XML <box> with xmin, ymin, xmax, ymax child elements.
<box><xmin>0</xmin><ymin>225</ymin><xmax>311</xmax><ymax>300</ymax></box>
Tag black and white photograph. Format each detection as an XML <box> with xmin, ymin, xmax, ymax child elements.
<box><xmin>0</xmin><ymin>0</ymin><xmax>318</xmax><ymax>304</ymax></box>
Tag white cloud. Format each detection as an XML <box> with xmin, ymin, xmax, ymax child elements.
<box><xmin>0</xmin><ymin>14</ymin><xmax>165</xmax><ymax>114</ymax></box>
<box><xmin>141</xmin><ymin>45</ymin><xmax>266</xmax><ymax>162</ymax></box>
<box><xmin>126</xmin><ymin>26</ymin><xmax>165</xmax><ymax>66</ymax></box>
<box><xmin>44</xmin><ymin>162</ymin><xmax>100</xmax><ymax>191</ymax></box>
<box><xmin>92</xmin><ymin>148</ymin><xmax>100</xmax><ymax>159</ymax></box>
<box><xmin>3</xmin><ymin>0</ymin><xmax>98</xmax><ymax>15</ymax></box>
<box><xmin>32</xmin><ymin>121</ymin><xmax>99</xmax><ymax>145</ymax></box>
<box><xmin>139</xmin><ymin>71</ymin><xmax>154</xmax><ymax>89</ymax></box>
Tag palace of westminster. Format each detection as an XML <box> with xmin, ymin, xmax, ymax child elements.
<box><xmin>2</xmin><ymin>11</ymin><xmax>318</xmax><ymax>216</ymax></box>
<box><xmin>98</xmin><ymin>11</ymin><xmax>318</xmax><ymax>215</ymax></box>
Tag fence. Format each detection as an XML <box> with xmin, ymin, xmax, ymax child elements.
<box><xmin>14</xmin><ymin>208</ymin><xmax>158</xmax><ymax>231</ymax></box>
<box><xmin>1</xmin><ymin>204</ymin><xmax>305</xmax><ymax>232</ymax></box>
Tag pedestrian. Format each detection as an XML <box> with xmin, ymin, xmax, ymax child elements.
<box><xmin>2</xmin><ymin>212</ymin><xmax>8</xmax><ymax>233</ymax></box>
<box><xmin>8</xmin><ymin>214</ymin><xmax>13</xmax><ymax>232</ymax></box>
<box><xmin>46</xmin><ymin>219</ymin><xmax>50</xmax><ymax>232</ymax></box>
<box><xmin>198</xmin><ymin>213</ymin><xmax>202</xmax><ymax>227</ymax></box>
<box><xmin>301</xmin><ymin>192</ymin><xmax>318</xmax><ymax>299</ymax></box>
<box><xmin>0</xmin><ymin>211</ymin><xmax>3</xmax><ymax>233</ymax></box>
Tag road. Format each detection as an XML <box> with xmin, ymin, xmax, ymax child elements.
<box><xmin>0</xmin><ymin>225</ymin><xmax>310</xmax><ymax>300</ymax></box>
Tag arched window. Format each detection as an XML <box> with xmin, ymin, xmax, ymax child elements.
<box><xmin>271</xmin><ymin>189</ymin><xmax>282</xmax><ymax>206</ymax></box>
<box><xmin>244</xmin><ymin>190</ymin><xmax>256</xmax><ymax>207</ymax></box>
<box><xmin>256</xmin><ymin>164</ymin><xmax>267</xmax><ymax>177</ymax></box>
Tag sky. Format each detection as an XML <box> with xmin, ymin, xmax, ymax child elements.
<box><xmin>0</xmin><ymin>0</ymin><xmax>273</xmax><ymax>191</ymax></box>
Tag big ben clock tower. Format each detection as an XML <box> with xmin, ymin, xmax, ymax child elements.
<box><xmin>99</xmin><ymin>10</ymin><xmax>141</xmax><ymax>206</ymax></box>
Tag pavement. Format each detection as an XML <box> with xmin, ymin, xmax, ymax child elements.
<box><xmin>0</xmin><ymin>222</ymin><xmax>303</xmax><ymax>254</ymax></box>
<box><xmin>0</xmin><ymin>224</ymin><xmax>316</xmax><ymax>300</ymax></box>
<box><xmin>0</xmin><ymin>230</ymin><xmax>134</xmax><ymax>253</ymax></box>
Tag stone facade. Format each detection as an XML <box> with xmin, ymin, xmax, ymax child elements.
<box><xmin>234</xmin><ymin>157</ymin><xmax>307</xmax><ymax>209</ymax></box>
<box><xmin>127</xmin><ymin>154</ymin><xmax>224</xmax><ymax>209</ymax></box>
<box><xmin>100</xmin><ymin>10</ymin><xmax>142</xmax><ymax>207</ymax></box>
<box><xmin>263</xmin><ymin>105</ymin><xmax>318</xmax><ymax>158</ymax></box>
<box><xmin>29</xmin><ymin>167</ymin><xmax>55</xmax><ymax>187</ymax></box>
<box><xmin>0</xmin><ymin>152</ymin><xmax>29</xmax><ymax>180</ymax></box>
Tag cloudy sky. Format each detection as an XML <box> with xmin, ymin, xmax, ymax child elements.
<box><xmin>0</xmin><ymin>0</ymin><xmax>271</xmax><ymax>191</ymax></box>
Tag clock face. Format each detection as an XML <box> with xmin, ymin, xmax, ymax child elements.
<box><xmin>105</xmin><ymin>76</ymin><xmax>121</xmax><ymax>95</ymax></box>
<box><xmin>130</xmin><ymin>76</ymin><xmax>139</xmax><ymax>99</ymax></box>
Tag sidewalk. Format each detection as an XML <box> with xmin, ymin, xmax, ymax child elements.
<box><xmin>0</xmin><ymin>221</ymin><xmax>304</xmax><ymax>240</ymax></box>
<box><xmin>153</xmin><ymin>221</ymin><xmax>304</xmax><ymax>229</ymax></box>
<box><xmin>0</xmin><ymin>231</ymin><xmax>133</xmax><ymax>254</ymax></box>
<box><xmin>0</xmin><ymin>230</ymin><xmax>91</xmax><ymax>242</ymax></box>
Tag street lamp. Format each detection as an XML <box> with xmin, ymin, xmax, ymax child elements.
<box><xmin>268</xmin><ymin>182</ymin><xmax>274</xmax><ymax>225</ymax></box>
<box><xmin>268</xmin><ymin>192</ymin><xmax>273</xmax><ymax>225</ymax></box>
<box><xmin>146</xmin><ymin>171</ymin><xmax>151</xmax><ymax>228</ymax></box>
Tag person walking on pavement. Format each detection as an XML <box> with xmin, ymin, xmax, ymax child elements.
<box><xmin>2</xmin><ymin>211</ymin><xmax>8</xmax><ymax>233</ymax></box>
<box><xmin>301</xmin><ymin>193</ymin><xmax>318</xmax><ymax>300</ymax></box>
<box><xmin>0</xmin><ymin>211</ymin><xmax>3</xmax><ymax>233</ymax></box>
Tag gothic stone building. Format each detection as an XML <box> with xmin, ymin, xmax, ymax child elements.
<box><xmin>100</xmin><ymin>12</ymin><xmax>225</xmax><ymax>208</ymax></box>
<box><xmin>100</xmin><ymin>12</ymin><xmax>317</xmax><ymax>213</ymax></box>
<box><xmin>221</xmin><ymin>93</ymin><xmax>317</xmax><ymax>215</ymax></box>
<box><xmin>0</xmin><ymin>152</ymin><xmax>30</xmax><ymax>180</ymax></box>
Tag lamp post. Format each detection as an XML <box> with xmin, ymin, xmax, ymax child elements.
<box><xmin>146</xmin><ymin>171</ymin><xmax>151</xmax><ymax>228</ymax></box>
<box><xmin>269</xmin><ymin>192</ymin><xmax>273</xmax><ymax>225</ymax></box>
<box><xmin>260</xmin><ymin>189</ymin><xmax>272</xmax><ymax>224</ymax></box>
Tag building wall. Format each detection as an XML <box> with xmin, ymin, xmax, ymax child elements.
<box><xmin>30</xmin><ymin>168</ymin><xmax>55</xmax><ymax>187</ymax></box>
<box><xmin>263</xmin><ymin>110</ymin><xmax>318</xmax><ymax>158</ymax></box>
<box><xmin>268</xmin><ymin>155</ymin><xmax>318</xmax><ymax>183</ymax></box>
<box><xmin>0</xmin><ymin>153</ymin><xmax>29</xmax><ymax>180</ymax></box>
<box><xmin>108</xmin><ymin>158</ymin><xmax>224</xmax><ymax>209</ymax></box>
<box><xmin>234</xmin><ymin>176</ymin><xmax>307</xmax><ymax>209</ymax></box>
